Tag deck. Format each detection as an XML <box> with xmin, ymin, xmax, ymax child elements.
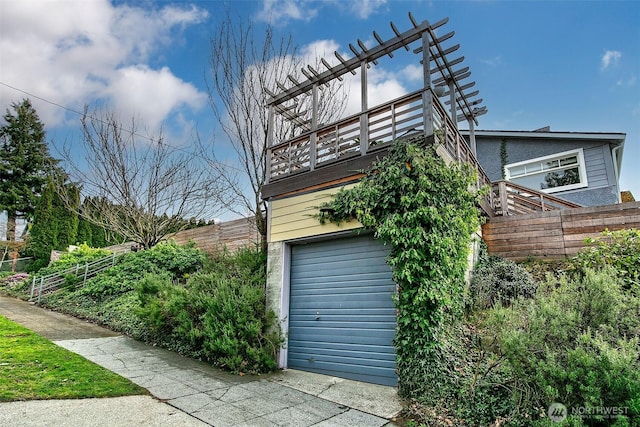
<box><xmin>265</xmin><ymin>89</ymin><xmax>495</xmax><ymax>215</ymax></box>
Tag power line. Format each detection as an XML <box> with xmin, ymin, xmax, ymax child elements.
<box><xmin>0</xmin><ymin>80</ymin><xmax>252</xmax><ymax>175</ymax></box>
<box><xmin>0</xmin><ymin>80</ymin><xmax>159</xmax><ymax>143</ymax></box>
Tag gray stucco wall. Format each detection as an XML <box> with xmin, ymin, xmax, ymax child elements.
<box><xmin>474</xmin><ymin>136</ymin><xmax>619</xmax><ymax>206</ymax></box>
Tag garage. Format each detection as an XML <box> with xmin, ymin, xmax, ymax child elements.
<box><xmin>287</xmin><ymin>234</ymin><xmax>397</xmax><ymax>386</ymax></box>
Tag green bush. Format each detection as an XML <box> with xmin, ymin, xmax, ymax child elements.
<box><xmin>75</xmin><ymin>241</ymin><xmax>204</xmax><ymax>301</ymax></box>
<box><xmin>400</xmin><ymin>320</ymin><xmax>521</xmax><ymax>426</ymax></box>
<box><xmin>38</xmin><ymin>241</ymin><xmax>205</xmax><ymax>338</ymax></box>
<box><xmin>571</xmin><ymin>228</ymin><xmax>640</xmax><ymax>290</ymax></box>
<box><xmin>34</xmin><ymin>243</ymin><xmax>110</xmax><ymax>276</ymax></box>
<box><xmin>136</xmin><ymin>247</ymin><xmax>280</xmax><ymax>374</ymax></box>
<box><xmin>62</xmin><ymin>273</ymin><xmax>80</xmax><ymax>288</ymax></box>
<box><xmin>484</xmin><ymin>268</ymin><xmax>640</xmax><ymax>425</ymax></box>
<box><xmin>470</xmin><ymin>255</ymin><xmax>538</xmax><ymax>310</ymax></box>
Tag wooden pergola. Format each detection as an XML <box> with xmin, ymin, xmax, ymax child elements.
<box><xmin>263</xmin><ymin>12</ymin><xmax>494</xmax><ymax>214</ymax></box>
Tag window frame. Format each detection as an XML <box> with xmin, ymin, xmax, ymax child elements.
<box><xmin>504</xmin><ymin>148</ymin><xmax>589</xmax><ymax>193</ymax></box>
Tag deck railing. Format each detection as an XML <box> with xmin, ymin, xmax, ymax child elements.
<box><xmin>491</xmin><ymin>180</ymin><xmax>582</xmax><ymax>216</ymax></box>
<box><xmin>267</xmin><ymin>89</ymin><xmax>494</xmax><ymax>212</ymax></box>
<box><xmin>268</xmin><ymin>90</ymin><xmax>428</xmax><ymax>181</ymax></box>
<box><xmin>431</xmin><ymin>96</ymin><xmax>494</xmax><ymax>214</ymax></box>
<box><xmin>266</xmin><ymin>90</ymin><xmax>587</xmax><ymax>219</ymax></box>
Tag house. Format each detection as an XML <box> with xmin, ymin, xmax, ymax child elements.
<box><xmin>465</xmin><ymin>128</ymin><xmax>625</xmax><ymax>207</ymax></box>
<box><xmin>260</xmin><ymin>15</ymin><xmax>489</xmax><ymax>386</ymax></box>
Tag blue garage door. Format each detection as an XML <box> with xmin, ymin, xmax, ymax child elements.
<box><xmin>288</xmin><ymin>234</ymin><xmax>397</xmax><ymax>386</ymax></box>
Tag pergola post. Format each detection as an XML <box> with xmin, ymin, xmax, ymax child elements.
<box><xmin>310</xmin><ymin>84</ymin><xmax>318</xmax><ymax>170</ymax></box>
<box><xmin>265</xmin><ymin>105</ymin><xmax>274</xmax><ymax>184</ymax></box>
<box><xmin>467</xmin><ymin>116</ymin><xmax>477</xmax><ymax>156</ymax></box>
<box><xmin>448</xmin><ymin>79</ymin><xmax>457</xmax><ymax>130</ymax></box>
<box><xmin>421</xmin><ymin>28</ymin><xmax>434</xmax><ymax>137</ymax></box>
<box><xmin>359</xmin><ymin>61</ymin><xmax>368</xmax><ymax>154</ymax></box>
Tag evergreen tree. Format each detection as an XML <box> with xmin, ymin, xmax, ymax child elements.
<box><xmin>76</xmin><ymin>217</ymin><xmax>93</xmax><ymax>246</ymax></box>
<box><xmin>78</xmin><ymin>196</ymin><xmax>122</xmax><ymax>247</ymax></box>
<box><xmin>0</xmin><ymin>99</ymin><xmax>55</xmax><ymax>241</ymax></box>
<box><xmin>27</xmin><ymin>178</ymin><xmax>56</xmax><ymax>265</ymax></box>
<box><xmin>53</xmin><ymin>179</ymin><xmax>79</xmax><ymax>249</ymax></box>
<box><xmin>27</xmin><ymin>176</ymin><xmax>80</xmax><ymax>267</ymax></box>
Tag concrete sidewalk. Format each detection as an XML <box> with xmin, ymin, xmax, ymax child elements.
<box><xmin>0</xmin><ymin>296</ymin><xmax>401</xmax><ymax>426</ymax></box>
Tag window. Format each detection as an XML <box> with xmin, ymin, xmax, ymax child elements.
<box><xmin>505</xmin><ymin>149</ymin><xmax>588</xmax><ymax>193</ymax></box>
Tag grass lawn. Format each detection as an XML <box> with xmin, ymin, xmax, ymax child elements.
<box><xmin>0</xmin><ymin>315</ymin><xmax>147</xmax><ymax>401</ymax></box>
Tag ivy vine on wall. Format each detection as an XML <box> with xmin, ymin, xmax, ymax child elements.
<box><xmin>317</xmin><ymin>137</ymin><xmax>484</xmax><ymax>397</ymax></box>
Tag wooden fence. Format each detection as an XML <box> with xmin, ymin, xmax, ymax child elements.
<box><xmin>167</xmin><ymin>217</ymin><xmax>260</xmax><ymax>254</ymax></box>
<box><xmin>482</xmin><ymin>201</ymin><xmax>640</xmax><ymax>260</ymax></box>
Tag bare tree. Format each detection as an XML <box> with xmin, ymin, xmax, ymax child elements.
<box><xmin>57</xmin><ymin>108</ymin><xmax>228</xmax><ymax>249</ymax></box>
<box><xmin>208</xmin><ymin>12</ymin><xmax>346</xmax><ymax>246</ymax></box>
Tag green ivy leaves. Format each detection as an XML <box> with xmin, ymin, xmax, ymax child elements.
<box><xmin>317</xmin><ymin>137</ymin><xmax>483</xmax><ymax>397</ymax></box>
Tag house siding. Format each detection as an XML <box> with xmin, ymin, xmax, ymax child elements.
<box><xmin>583</xmin><ymin>146</ymin><xmax>608</xmax><ymax>188</ymax></box>
<box><xmin>474</xmin><ymin>136</ymin><xmax>619</xmax><ymax>206</ymax></box>
<box><xmin>269</xmin><ymin>185</ymin><xmax>361</xmax><ymax>243</ymax></box>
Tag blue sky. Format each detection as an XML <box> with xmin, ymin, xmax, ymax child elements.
<box><xmin>1</xmin><ymin>0</ymin><xmax>638</xmax><ymax>222</ymax></box>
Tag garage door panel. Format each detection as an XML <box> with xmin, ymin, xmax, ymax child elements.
<box><xmin>289</xmin><ymin>340</ymin><xmax>395</xmax><ymax>355</ymax></box>
<box><xmin>290</xmin><ymin>276</ymin><xmax>392</xmax><ymax>289</ymax></box>
<box><xmin>289</xmin><ymin>326</ymin><xmax>395</xmax><ymax>342</ymax></box>
<box><xmin>289</xmin><ymin>319</ymin><xmax>396</xmax><ymax>331</ymax></box>
<box><xmin>290</xmin><ymin>281</ymin><xmax>394</xmax><ymax>293</ymax></box>
<box><xmin>288</xmin><ymin>234</ymin><xmax>397</xmax><ymax>386</ymax></box>
<box><xmin>289</xmin><ymin>351</ymin><xmax>396</xmax><ymax>369</ymax></box>
<box><xmin>292</xmin><ymin>240</ymin><xmax>388</xmax><ymax>259</ymax></box>
<box><xmin>292</xmin><ymin>263</ymin><xmax>391</xmax><ymax>279</ymax></box>
<box><xmin>288</xmin><ymin>313</ymin><xmax>396</xmax><ymax>324</ymax></box>
<box><xmin>289</xmin><ymin>290</ymin><xmax>395</xmax><ymax>304</ymax></box>
<box><xmin>289</xmin><ymin>352</ymin><xmax>396</xmax><ymax>371</ymax></box>
<box><xmin>288</xmin><ymin>310</ymin><xmax>396</xmax><ymax>322</ymax></box>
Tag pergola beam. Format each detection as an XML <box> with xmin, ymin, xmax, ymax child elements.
<box><xmin>268</xmin><ymin>16</ymin><xmax>448</xmax><ymax>106</ymax></box>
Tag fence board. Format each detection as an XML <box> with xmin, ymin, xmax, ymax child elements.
<box><xmin>483</xmin><ymin>202</ymin><xmax>640</xmax><ymax>261</ymax></box>
<box><xmin>166</xmin><ymin>218</ymin><xmax>260</xmax><ymax>254</ymax></box>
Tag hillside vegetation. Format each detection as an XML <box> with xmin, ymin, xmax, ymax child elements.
<box><xmin>1</xmin><ymin>230</ymin><xmax>638</xmax><ymax>425</ymax></box>
<box><xmin>1</xmin><ymin>241</ymin><xmax>280</xmax><ymax>375</ymax></box>
<box><xmin>404</xmin><ymin>229</ymin><xmax>640</xmax><ymax>426</ymax></box>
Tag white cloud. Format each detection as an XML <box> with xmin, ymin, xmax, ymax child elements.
<box><xmin>255</xmin><ymin>0</ymin><xmax>318</xmax><ymax>25</ymax></box>
<box><xmin>481</xmin><ymin>55</ymin><xmax>503</xmax><ymax>68</ymax></box>
<box><xmin>348</xmin><ymin>0</ymin><xmax>388</xmax><ymax>19</ymax></box>
<box><xmin>300</xmin><ymin>40</ymin><xmax>341</xmax><ymax>66</ymax></box>
<box><xmin>256</xmin><ymin>0</ymin><xmax>386</xmax><ymax>25</ymax></box>
<box><xmin>342</xmin><ymin>66</ymin><xmax>408</xmax><ymax>116</ymax></box>
<box><xmin>400</xmin><ymin>64</ymin><xmax>423</xmax><ymax>83</ymax></box>
<box><xmin>601</xmin><ymin>50</ymin><xmax>622</xmax><ymax>70</ymax></box>
<box><xmin>0</xmin><ymin>0</ymin><xmax>208</xmax><ymax>132</ymax></box>
<box><xmin>107</xmin><ymin>66</ymin><xmax>207</xmax><ymax>132</ymax></box>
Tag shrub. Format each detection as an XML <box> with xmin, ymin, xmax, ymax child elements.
<box><xmin>76</xmin><ymin>241</ymin><xmax>204</xmax><ymax>301</ymax></box>
<box><xmin>483</xmin><ymin>268</ymin><xmax>640</xmax><ymax>425</ymax></box>
<box><xmin>34</xmin><ymin>243</ymin><xmax>110</xmax><ymax>277</ymax></box>
<box><xmin>470</xmin><ymin>255</ymin><xmax>538</xmax><ymax>310</ymax></box>
<box><xmin>402</xmin><ymin>320</ymin><xmax>521</xmax><ymax>426</ymax></box>
<box><xmin>136</xmin><ymin>247</ymin><xmax>280</xmax><ymax>374</ymax></box>
<box><xmin>38</xmin><ymin>241</ymin><xmax>205</xmax><ymax>339</ymax></box>
<box><xmin>571</xmin><ymin>228</ymin><xmax>640</xmax><ymax>290</ymax></box>
<box><xmin>0</xmin><ymin>273</ymin><xmax>30</xmax><ymax>289</ymax></box>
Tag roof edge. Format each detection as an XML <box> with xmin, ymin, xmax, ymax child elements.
<box><xmin>460</xmin><ymin>129</ymin><xmax>626</xmax><ymax>141</ymax></box>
